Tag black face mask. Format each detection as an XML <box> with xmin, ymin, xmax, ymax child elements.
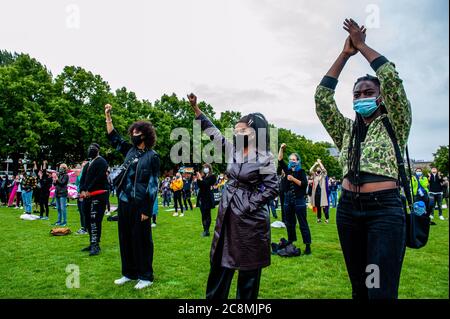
<box><xmin>87</xmin><ymin>147</ymin><xmax>99</xmax><ymax>159</ymax></box>
<box><xmin>132</xmin><ymin>135</ymin><xmax>144</xmax><ymax>147</ymax></box>
<box><xmin>233</xmin><ymin>134</ymin><xmax>250</xmax><ymax>150</ymax></box>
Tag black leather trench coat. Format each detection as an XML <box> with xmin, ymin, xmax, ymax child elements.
<box><xmin>196</xmin><ymin>113</ymin><xmax>279</xmax><ymax>270</ymax></box>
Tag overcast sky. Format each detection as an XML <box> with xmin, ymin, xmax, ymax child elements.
<box><xmin>1</xmin><ymin>0</ymin><xmax>448</xmax><ymax>160</ymax></box>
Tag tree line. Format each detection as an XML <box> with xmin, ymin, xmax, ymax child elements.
<box><xmin>1</xmin><ymin>50</ymin><xmax>346</xmax><ymax>177</ymax></box>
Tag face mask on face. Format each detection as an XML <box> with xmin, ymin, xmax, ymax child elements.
<box><xmin>59</xmin><ymin>168</ymin><xmax>65</xmax><ymax>174</ymax></box>
<box><xmin>416</xmin><ymin>172</ymin><xmax>423</xmax><ymax>177</ymax></box>
<box><xmin>233</xmin><ymin>134</ymin><xmax>250</xmax><ymax>150</ymax></box>
<box><xmin>353</xmin><ymin>96</ymin><xmax>380</xmax><ymax>118</ymax></box>
<box><xmin>203</xmin><ymin>168</ymin><xmax>210</xmax><ymax>174</ymax></box>
<box><xmin>87</xmin><ymin>147</ymin><xmax>99</xmax><ymax>159</ymax></box>
<box><xmin>132</xmin><ymin>135</ymin><xmax>144</xmax><ymax>147</ymax></box>
<box><xmin>288</xmin><ymin>161</ymin><xmax>300</xmax><ymax>171</ymax></box>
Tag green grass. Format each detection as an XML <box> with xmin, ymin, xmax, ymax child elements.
<box><xmin>0</xmin><ymin>196</ymin><xmax>448</xmax><ymax>299</ymax></box>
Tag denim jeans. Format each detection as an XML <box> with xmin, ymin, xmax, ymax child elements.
<box><xmin>56</xmin><ymin>196</ymin><xmax>68</xmax><ymax>224</ymax></box>
<box><xmin>284</xmin><ymin>193</ymin><xmax>311</xmax><ymax>244</ymax></box>
<box><xmin>22</xmin><ymin>190</ymin><xmax>33</xmax><ymax>213</ymax></box>
<box><xmin>329</xmin><ymin>190</ymin><xmax>338</xmax><ymax>208</ymax></box>
<box><xmin>337</xmin><ymin>189</ymin><xmax>406</xmax><ymax>299</ymax></box>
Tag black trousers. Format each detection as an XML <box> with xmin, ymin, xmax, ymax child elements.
<box><xmin>183</xmin><ymin>191</ymin><xmax>193</xmax><ymax>210</ymax></box>
<box><xmin>83</xmin><ymin>195</ymin><xmax>106</xmax><ymax>246</ymax></box>
<box><xmin>118</xmin><ymin>199</ymin><xmax>154</xmax><ymax>281</ymax></box>
<box><xmin>429</xmin><ymin>193</ymin><xmax>444</xmax><ymax>216</ymax></box>
<box><xmin>316</xmin><ymin>206</ymin><xmax>329</xmax><ymax>220</ymax></box>
<box><xmin>173</xmin><ymin>190</ymin><xmax>184</xmax><ymax>213</ymax></box>
<box><xmin>200</xmin><ymin>205</ymin><xmax>212</xmax><ymax>232</ymax></box>
<box><xmin>206</xmin><ymin>221</ymin><xmax>262</xmax><ymax>300</ymax></box>
<box><xmin>284</xmin><ymin>194</ymin><xmax>311</xmax><ymax>244</ymax></box>
<box><xmin>39</xmin><ymin>193</ymin><xmax>50</xmax><ymax>217</ymax></box>
<box><xmin>206</xmin><ymin>264</ymin><xmax>262</xmax><ymax>300</ymax></box>
<box><xmin>279</xmin><ymin>191</ymin><xmax>286</xmax><ymax>223</ymax></box>
<box><xmin>337</xmin><ymin>189</ymin><xmax>406</xmax><ymax>300</ymax></box>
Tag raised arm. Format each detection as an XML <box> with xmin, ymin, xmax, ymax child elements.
<box><xmin>104</xmin><ymin>104</ymin><xmax>133</xmax><ymax>157</ymax></box>
<box><xmin>277</xmin><ymin>143</ymin><xmax>289</xmax><ymax>175</ymax></box>
<box><xmin>344</xmin><ymin>18</ymin><xmax>412</xmax><ymax>149</ymax></box>
<box><xmin>315</xmin><ymin>32</ymin><xmax>360</xmax><ymax>150</ymax></box>
<box><xmin>187</xmin><ymin>93</ymin><xmax>233</xmax><ymax>157</ymax></box>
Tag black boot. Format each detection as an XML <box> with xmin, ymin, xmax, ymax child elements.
<box><xmin>304</xmin><ymin>244</ymin><xmax>311</xmax><ymax>255</ymax></box>
<box><xmin>89</xmin><ymin>244</ymin><xmax>101</xmax><ymax>256</ymax></box>
<box><xmin>202</xmin><ymin>230</ymin><xmax>210</xmax><ymax>237</ymax></box>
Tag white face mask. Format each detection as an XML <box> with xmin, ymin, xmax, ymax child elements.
<box><xmin>203</xmin><ymin>168</ymin><xmax>210</xmax><ymax>174</ymax></box>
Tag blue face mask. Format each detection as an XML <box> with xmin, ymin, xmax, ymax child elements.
<box><xmin>353</xmin><ymin>96</ymin><xmax>380</xmax><ymax>118</ymax></box>
<box><xmin>288</xmin><ymin>161</ymin><xmax>301</xmax><ymax>171</ymax></box>
<box><xmin>416</xmin><ymin>172</ymin><xmax>423</xmax><ymax>177</ymax></box>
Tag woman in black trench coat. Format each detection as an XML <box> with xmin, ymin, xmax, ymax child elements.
<box><xmin>188</xmin><ymin>93</ymin><xmax>279</xmax><ymax>300</ymax></box>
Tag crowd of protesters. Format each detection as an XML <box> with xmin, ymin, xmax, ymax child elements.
<box><xmin>0</xmin><ymin>18</ymin><xmax>449</xmax><ymax>300</ymax></box>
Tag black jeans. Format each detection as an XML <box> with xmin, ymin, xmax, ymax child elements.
<box><xmin>279</xmin><ymin>191</ymin><xmax>286</xmax><ymax>223</ymax></box>
<box><xmin>173</xmin><ymin>190</ymin><xmax>184</xmax><ymax>213</ymax></box>
<box><xmin>206</xmin><ymin>264</ymin><xmax>262</xmax><ymax>300</ymax></box>
<box><xmin>183</xmin><ymin>190</ymin><xmax>193</xmax><ymax>210</ymax></box>
<box><xmin>39</xmin><ymin>193</ymin><xmax>50</xmax><ymax>218</ymax></box>
<box><xmin>429</xmin><ymin>192</ymin><xmax>444</xmax><ymax>217</ymax></box>
<box><xmin>118</xmin><ymin>199</ymin><xmax>154</xmax><ymax>281</ymax></box>
<box><xmin>337</xmin><ymin>189</ymin><xmax>406</xmax><ymax>300</ymax></box>
<box><xmin>206</xmin><ymin>231</ymin><xmax>262</xmax><ymax>300</ymax></box>
<box><xmin>284</xmin><ymin>193</ymin><xmax>311</xmax><ymax>244</ymax></box>
<box><xmin>200</xmin><ymin>205</ymin><xmax>212</xmax><ymax>232</ymax></box>
<box><xmin>83</xmin><ymin>195</ymin><xmax>106</xmax><ymax>246</ymax></box>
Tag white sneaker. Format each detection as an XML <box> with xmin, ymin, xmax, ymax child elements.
<box><xmin>151</xmin><ymin>223</ymin><xmax>157</xmax><ymax>228</ymax></box>
<box><xmin>430</xmin><ymin>215</ymin><xmax>434</xmax><ymax>220</ymax></box>
<box><xmin>114</xmin><ymin>276</ymin><xmax>132</xmax><ymax>285</ymax></box>
<box><xmin>173</xmin><ymin>213</ymin><xmax>179</xmax><ymax>217</ymax></box>
<box><xmin>179</xmin><ymin>213</ymin><xmax>184</xmax><ymax>217</ymax></box>
<box><xmin>134</xmin><ymin>280</ymin><xmax>153</xmax><ymax>290</ymax></box>
<box><xmin>439</xmin><ymin>215</ymin><xmax>445</xmax><ymax>221</ymax></box>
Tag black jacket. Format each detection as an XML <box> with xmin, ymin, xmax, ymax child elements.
<box><xmin>278</xmin><ymin>160</ymin><xmax>308</xmax><ymax>199</ymax></box>
<box><xmin>54</xmin><ymin>172</ymin><xmax>69</xmax><ymax>198</ymax></box>
<box><xmin>39</xmin><ymin>170</ymin><xmax>53</xmax><ymax>196</ymax></box>
<box><xmin>197</xmin><ymin>113</ymin><xmax>279</xmax><ymax>271</ymax></box>
<box><xmin>108</xmin><ymin>129</ymin><xmax>160</xmax><ymax>216</ymax></box>
<box><xmin>429</xmin><ymin>174</ymin><xmax>444</xmax><ymax>193</ymax></box>
<box><xmin>197</xmin><ymin>174</ymin><xmax>216</xmax><ymax>210</ymax></box>
<box><xmin>79</xmin><ymin>156</ymin><xmax>109</xmax><ymax>193</ymax></box>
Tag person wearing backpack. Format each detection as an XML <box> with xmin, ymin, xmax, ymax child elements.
<box><xmin>315</xmin><ymin>19</ymin><xmax>411</xmax><ymax>299</ymax></box>
<box><xmin>105</xmin><ymin>103</ymin><xmax>160</xmax><ymax>290</ymax></box>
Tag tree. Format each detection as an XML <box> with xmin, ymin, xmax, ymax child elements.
<box><xmin>432</xmin><ymin>145</ymin><xmax>449</xmax><ymax>176</ymax></box>
<box><xmin>0</xmin><ymin>50</ymin><xmax>345</xmax><ymax>178</ymax></box>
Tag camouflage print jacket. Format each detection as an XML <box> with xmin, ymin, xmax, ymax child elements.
<box><xmin>315</xmin><ymin>56</ymin><xmax>412</xmax><ymax>180</ymax></box>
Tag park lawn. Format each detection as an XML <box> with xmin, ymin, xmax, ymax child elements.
<box><xmin>0</xmin><ymin>196</ymin><xmax>448</xmax><ymax>299</ymax></box>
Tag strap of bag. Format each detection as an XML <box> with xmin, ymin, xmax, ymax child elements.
<box><xmin>381</xmin><ymin>117</ymin><xmax>414</xmax><ymax>211</ymax></box>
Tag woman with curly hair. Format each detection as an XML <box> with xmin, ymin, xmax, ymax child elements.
<box><xmin>105</xmin><ymin>104</ymin><xmax>160</xmax><ymax>290</ymax></box>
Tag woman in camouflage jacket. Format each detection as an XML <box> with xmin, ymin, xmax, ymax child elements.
<box><xmin>315</xmin><ymin>19</ymin><xmax>412</xmax><ymax>299</ymax></box>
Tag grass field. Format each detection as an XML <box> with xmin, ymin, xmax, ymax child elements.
<box><xmin>0</xmin><ymin>196</ymin><xmax>448</xmax><ymax>299</ymax></box>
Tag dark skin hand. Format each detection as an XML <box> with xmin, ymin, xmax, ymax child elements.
<box><xmin>323</xmin><ymin>19</ymin><xmax>385</xmax><ymax>125</ymax></box>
